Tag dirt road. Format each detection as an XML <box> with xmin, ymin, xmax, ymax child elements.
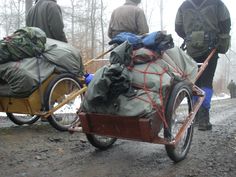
<box><xmin>0</xmin><ymin>98</ymin><xmax>236</xmax><ymax>177</ymax></box>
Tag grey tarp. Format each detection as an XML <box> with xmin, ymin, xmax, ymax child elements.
<box><xmin>82</xmin><ymin>45</ymin><xmax>198</xmax><ymax>118</ymax></box>
<box><xmin>0</xmin><ymin>38</ymin><xmax>84</xmax><ymax>97</ymax></box>
<box><xmin>162</xmin><ymin>46</ymin><xmax>198</xmax><ymax>83</ymax></box>
<box><xmin>43</xmin><ymin>38</ymin><xmax>84</xmax><ymax>74</ymax></box>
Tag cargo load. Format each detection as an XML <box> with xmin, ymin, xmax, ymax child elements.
<box><xmin>81</xmin><ymin>41</ymin><xmax>198</xmax><ymax>119</ymax></box>
<box><xmin>0</xmin><ymin>38</ymin><xmax>84</xmax><ymax>97</ymax></box>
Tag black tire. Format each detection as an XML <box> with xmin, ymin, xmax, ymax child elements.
<box><xmin>86</xmin><ymin>134</ymin><xmax>117</xmax><ymax>150</ymax></box>
<box><xmin>44</xmin><ymin>73</ymin><xmax>84</xmax><ymax>131</ymax></box>
<box><xmin>164</xmin><ymin>82</ymin><xmax>194</xmax><ymax>162</ymax></box>
<box><xmin>6</xmin><ymin>113</ymin><xmax>40</xmax><ymax>125</ymax></box>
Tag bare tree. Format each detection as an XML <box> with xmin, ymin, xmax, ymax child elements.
<box><xmin>90</xmin><ymin>0</ymin><xmax>97</xmax><ymax>58</ymax></box>
<box><xmin>12</xmin><ymin>0</ymin><xmax>24</xmax><ymax>28</ymax></box>
<box><xmin>100</xmin><ymin>0</ymin><xmax>105</xmax><ymax>53</ymax></box>
<box><xmin>69</xmin><ymin>0</ymin><xmax>76</xmax><ymax>45</ymax></box>
<box><xmin>0</xmin><ymin>0</ymin><xmax>25</xmax><ymax>36</ymax></box>
<box><xmin>142</xmin><ymin>0</ymin><xmax>156</xmax><ymax>29</ymax></box>
<box><xmin>85</xmin><ymin>0</ymin><xmax>91</xmax><ymax>58</ymax></box>
<box><xmin>160</xmin><ymin>0</ymin><xmax>163</xmax><ymax>31</ymax></box>
<box><xmin>61</xmin><ymin>0</ymin><xmax>103</xmax><ymax>60</ymax></box>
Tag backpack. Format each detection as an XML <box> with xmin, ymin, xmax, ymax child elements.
<box><xmin>185</xmin><ymin>0</ymin><xmax>230</xmax><ymax>57</ymax></box>
<box><xmin>108</xmin><ymin>31</ymin><xmax>174</xmax><ymax>53</ymax></box>
<box><xmin>108</xmin><ymin>32</ymin><xmax>143</xmax><ymax>49</ymax></box>
<box><xmin>0</xmin><ymin>27</ymin><xmax>47</xmax><ymax>64</ymax></box>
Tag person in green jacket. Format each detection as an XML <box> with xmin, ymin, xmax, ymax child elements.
<box><xmin>26</xmin><ymin>0</ymin><xmax>67</xmax><ymax>42</ymax></box>
<box><xmin>108</xmin><ymin>0</ymin><xmax>149</xmax><ymax>39</ymax></box>
<box><xmin>175</xmin><ymin>0</ymin><xmax>231</xmax><ymax>131</ymax></box>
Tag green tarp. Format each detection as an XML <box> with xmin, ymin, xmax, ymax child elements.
<box><xmin>0</xmin><ymin>38</ymin><xmax>84</xmax><ymax>97</ymax></box>
<box><xmin>82</xmin><ymin>45</ymin><xmax>198</xmax><ymax>118</ymax></box>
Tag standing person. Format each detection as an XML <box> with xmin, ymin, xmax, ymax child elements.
<box><xmin>175</xmin><ymin>0</ymin><xmax>231</xmax><ymax>131</ymax></box>
<box><xmin>227</xmin><ymin>80</ymin><xmax>236</xmax><ymax>99</ymax></box>
<box><xmin>26</xmin><ymin>0</ymin><xmax>67</xmax><ymax>42</ymax></box>
<box><xmin>108</xmin><ymin>0</ymin><xmax>149</xmax><ymax>39</ymax></box>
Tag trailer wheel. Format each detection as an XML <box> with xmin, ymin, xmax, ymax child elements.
<box><xmin>44</xmin><ymin>73</ymin><xmax>84</xmax><ymax>131</ymax></box>
<box><xmin>164</xmin><ymin>81</ymin><xmax>193</xmax><ymax>162</ymax></box>
<box><xmin>6</xmin><ymin>113</ymin><xmax>40</xmax><ymax>125</ymax></box>
<box><xmin>86</xmin><ymin>134</ymin><xmax>117</xmax><ymax>150</ymax></box>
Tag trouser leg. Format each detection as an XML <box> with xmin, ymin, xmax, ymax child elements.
<box><xmin>194</xmin><ymin>52</ymin><xmax>218</xmax><ymax>131</ymax></box>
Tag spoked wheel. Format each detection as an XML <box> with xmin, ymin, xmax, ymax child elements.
<box><xmin>164</xmin><ymin>82</ymin><xmax>193</xmax><ymax>162</ymax></box>
<box><xmin>44</xmin><ymin>73</ymin><xmax>84</xmax><ymax>131</ymax></box>
<box><xmin>86</xmin><ymin>134</ymin><xmax>117</xmax><ymax>150</ymax></box>
<box><xmin>6</xmin><ymin>113</ymin><xmax>40</xmax><ymax>125</ymax></box>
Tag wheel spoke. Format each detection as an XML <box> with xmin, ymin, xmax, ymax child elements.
<box><xmin>164</xmin><ymin>82</ymin><xmax>193</xmax><ymax>162</ymax></box>
<box><xmin>45</xmin><ymin>74</ymin><xmax>84</xmax><ymax>131</ymax></box>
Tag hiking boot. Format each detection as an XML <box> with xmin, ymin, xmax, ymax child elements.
<box><xmin>198</xmin><ymin>122</ymin><xmax>212</xmax><ymax>131</ymax></box>
<box><xmin>197</xmin><ymin>107</ymin><xmax>212</xmax><ymax>131</ymax></box>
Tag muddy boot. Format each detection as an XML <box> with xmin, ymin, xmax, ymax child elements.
<box><xmin>198</xmin><ymin>107</ymin><xmax>212</xmax><ymax>131</ymax></box>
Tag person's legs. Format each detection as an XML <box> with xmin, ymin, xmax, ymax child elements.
<box><xmin>194</xmin><ymin>52</ymin><xmax>218</xmax><ymax>131</ymax></box>
<box><xmin>230</xmin><ymin>90</ymin><xmax>233</xmax><ymax>98</ymax></box>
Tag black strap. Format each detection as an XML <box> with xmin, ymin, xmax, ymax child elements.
<box><xmin>188</xmin><ymin>0</ymin><xmax>208</xmax><ymax>10</ymax></box>
<box><xmin>188</xmin><ymin>0</ymin><xmax>218</xmax><ymax>32</ymax></box>
<box><xmin>36</xmin><ymin>55</ymin><xmax>44</xmax><ymax>108</ymax></box>
<box><xmin>187</xmin><ymin>0</ymin><xmax>208</xmax><ymax>31</ymax></box>
<box><xmin>187</xmin><ymin>0</ymin><xmax>219</xmax><ymax>48</ymax></box>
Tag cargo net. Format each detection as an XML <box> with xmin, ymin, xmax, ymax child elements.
<box><xmin>81</xmin><ymin>45</ymin><xmax>197</xmax><ymax>129</ymax></box>
<box><xmin>128</xmin><ymin>48</ymin><xmax>192</xmax><ymax>129</ymax></box>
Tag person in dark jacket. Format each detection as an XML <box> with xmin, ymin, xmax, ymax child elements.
<box><xmin>175</xmin><ymin>0</ymin><xmax>231</xmax><ymax>131</ymax></box>
<box><xmin>108</xmin><ymin>0</ymin><xmax>149</xmax><ymax>39</ymax></box>
<box><xmin>26</xmin><ymin>0</ymin><xmax>67</xmax><ymax>42</ymax></box>
<box><xmin>227</xmin><ymin>80</ymin><xmax>236</xmax><ymax>99</ymax></box>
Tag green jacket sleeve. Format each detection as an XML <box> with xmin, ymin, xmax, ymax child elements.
<box><xmin>175</xmin><ymin>7</ymin><xmax>185</xmax><ymax>39</ymax></box>
<box><xmin>217</xmin><ymin>1</ymin><xmax>231</xmax><ymax>34</ymax></box>
<box><xmin>48</xmin><ymin>4</ymin><xmax>67</xmax><ymax>42</ymax></box>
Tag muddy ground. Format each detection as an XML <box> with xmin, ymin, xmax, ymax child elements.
<box><xmin>0</xmin><ymin>98</ymin><xmax>236</xmax><ymax>177</ymax></box>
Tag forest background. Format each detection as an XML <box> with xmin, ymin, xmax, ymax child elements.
<box><xmin>0</xmin><ymin>0</ymin><xmax>235</xmax><ymax>94</ymax></box>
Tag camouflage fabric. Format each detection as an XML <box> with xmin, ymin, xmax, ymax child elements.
<box><xmin>0</xmin><ymin>27</ymin><xmax>46</xmax><ymax>64</ymax></box>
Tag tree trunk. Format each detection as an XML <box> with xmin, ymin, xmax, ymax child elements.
<box><xmin>160</xmin><ymin>0</ymin><xmax>163</xmax><ymax>31</ymax></box>
<box><xmin>90</xmin><ymin>0</ymin><xmax>97</xmax><ymax>58</ymax></box>
<box><xmin>100</xmin><ymin>0</ymin><xmax>104</xmax><ymax>53</ymax></box>
<box><xmin>70</xmin><ymin>0</ymin><xmax>75</xmax><ymax>45</ymax></box>
<box><xmin>16</xmin><ymin>0</ymin><xmax>21</xmax><ymax>29</ymax></box>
